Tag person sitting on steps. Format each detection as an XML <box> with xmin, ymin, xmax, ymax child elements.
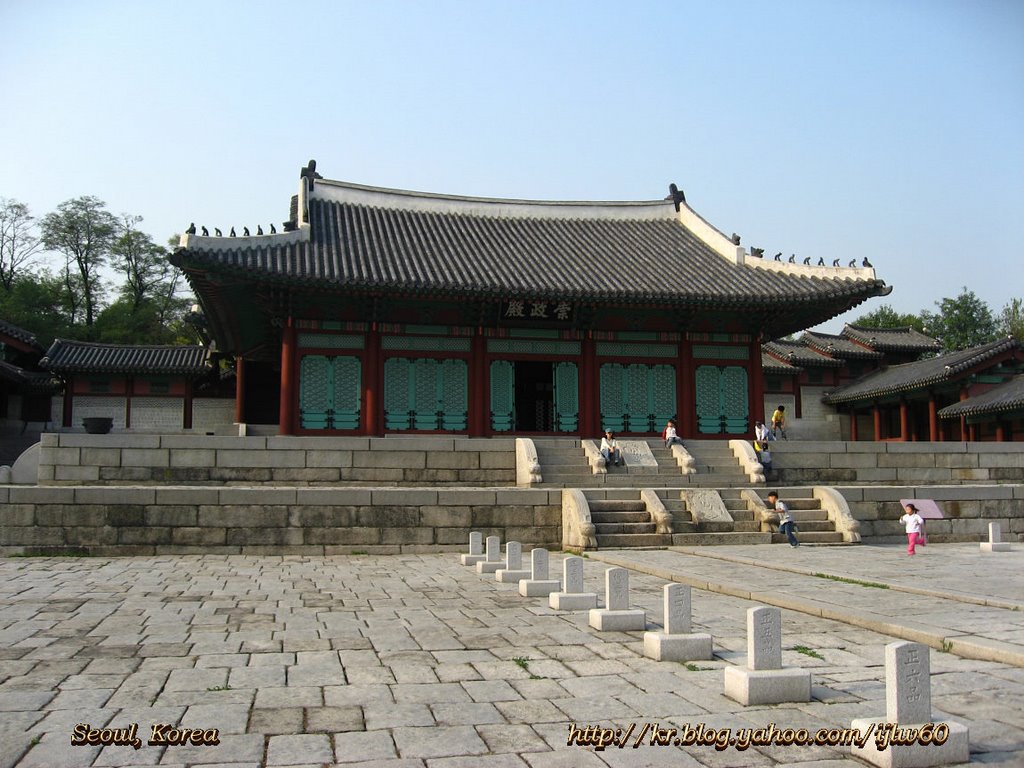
<box><xmin>600</xmin><ymin>430</ymin><xmax>622</xmax><ymax>467</ymax></box>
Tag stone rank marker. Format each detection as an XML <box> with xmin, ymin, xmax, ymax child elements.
<box><xmin>588</xmin><ymin>567</ymin><xmax>646</xmax><ymax>631</ymax></box>
<box><xmin>643</xmin><ymin>583</ymin><xmax>713</xmax><ymax>662</ymax></box>
<box><xmin>549</xmin><ymin>556</ymin><xmax>598</xmax><ymax>610</ymax></box>
<box><xmin>519</xmin><ymin>548</ymin><xmax>561</xmax><ymax>597</ymax></box>
<box><xmin>851</xmin><ymin>641</ymin><xmax>969</xmax><ymax>768</ymax></box>
<box><xmin>723</xmin><ymin>606</ymin><xmax>810</xmax><ymax>705</ymax></box>
<box><xmin>981</xmin><ymin>522</ymin><xmax>1011</xmax><ymax>552</ymax></box>
<box><xmin>476</xmin><ymin>535</ymin><xmax>503</xmax><ymax>574</ymax></box>
<box><xmin>495</xmin><ymin>541</ymin><xmax>531</xmax><ymax>583</ymax></box>
<box><xmin>460</xmin><ymin>531</ymin><xmax>485</xmax><ymax>566</ymax></box>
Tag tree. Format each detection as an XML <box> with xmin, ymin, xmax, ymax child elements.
<box><xmin>920</xmin><ymin>287</ymin><xmax>998</xmax><ymax>353</ymax></box>
<box><xmin>0</xmin><ymin>271</ymin><xmax>77</xmax><ymax>347</ymax></box>
<box><xmin>111</xmin><ymin>214</ymin><xmax>176</xmax><ymax>311</ymax></box>
<box><xmin>0</xmin><ymin>198</ymin><xmax>43</xmax><ymax>291</ymax></box>
<box><xmin>41</xmin><ymin>196</ymin><xmax>116</xmax><ymax>331</ymax></box>
<box><xmin>999</xmin><ymin>298</ymin><xmax>1024</xmax><ymax>341</ymax></box>
<box><xmin>852</xmin><ymin>304</ymin><xmax>927</xmax><ymax>332</ymax></box>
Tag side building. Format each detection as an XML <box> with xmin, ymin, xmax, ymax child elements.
<box><xmin>169</xmin><ymin>161</ymin><xmax>890</xmax><ymax>439</ymax></box>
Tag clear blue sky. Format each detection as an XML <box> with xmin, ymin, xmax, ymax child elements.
<box><xmin>2</xmin><ymin>0</ymin><xmax>1022</xmax><ymax>334</ymax></box>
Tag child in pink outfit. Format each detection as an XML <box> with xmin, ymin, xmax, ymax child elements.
<box><xmin>900</xmin><ymin>503</ymin><xmax>924</xmax><ymax>555</ymax></box>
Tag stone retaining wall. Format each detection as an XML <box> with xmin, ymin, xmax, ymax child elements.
<box><xmin>0</xmin><ymin>486</ymin><xmax>560</xmax><ymax>556</ymax></box>
<box><xmin>36</xmin><ymin>434</ymin><xmax>516</xmax><ymax>486</ymax></box>
<box><xmin>834</xmin><ymin>484</ymin><xmax>1024</xmax><ymax>543</ymax></box>
<box><xmin>772</xmin><ymin>441</ymin><xmax>1024</xmax><ymax>485</ymax></box>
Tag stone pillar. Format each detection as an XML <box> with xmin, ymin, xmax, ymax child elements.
<box><xmin>519</xmin><ymin>548</ymin><xmax>561</xmax><ymax>596</ymax></box>
<box><xmin>496</xmin><ymin>541</ymin><xmax>531</xmax><ymax>583</ymax></box>
<box><xmin>588</xmin><ymin>567</ymin><xmax>646</xmax><ymax>631</ymax></box>
<box><xmin>460</xmin><ymin>531</ymin><xmax>485</xmax><ymax>565</ymax></box>
<box><xmin>643</xmin><ymin>583</ymin><xmax>712</xmax><ymax>662</ymax></box>
<box><xmin>476</xmin><ymin>535</ymin><xmax>503</xmax><ymax>574</ymax></box>
<box><xmin>724</xmin><ymin>606</ymin><xmax>810</xmax><ymax>705</ymax></box>
<box><xmin>851</xmin><ymin>641</ymin><xmax>969</xmax><ymax>767</ymax></box>
<box><xmin>981</xmin><ymin>522</ymin><xmax>1011</xmax><ymax>552</ymax></box>
<box><xmin>549</xmin><ymin>555</ymin><xmax>597</xmax><ymax>610</ymax></box>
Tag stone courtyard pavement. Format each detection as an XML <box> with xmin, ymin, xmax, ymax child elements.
<box><xmin>0</xmin><ymin>545</ymin><xmax>1022</xmax><ymax>768</ymax></box>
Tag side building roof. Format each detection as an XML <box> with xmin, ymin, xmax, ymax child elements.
<box><xmin>0</xmin><ymin>318</ymin><xmax>44</xmax><ymax>353</ymax></box>
<box><xmin>842</xmin><ymin>324</ymin><xmax>941</xmax><ymax>354</ymax></box>
<box><xmin>802</xmin><ymin>331</ymin><xmax>883</xmax><ymax>360</ymax></box>
<box><xmin>763</xmin><ymin>339</ymin><xmax>845</xmax><ymax>368</ymax></box>
<box><xmin>824</xmin><ymin>338</ymin><xmax>1023</xmax><ymax>405</ymax></box>
<box><xmin>937</xmin><ymin>374</ymin><xmax>1024</xmax><ymax>420</ymax></box>
<box><xmin>41</xmin><ymin>340</ymin><xmax>211</xmax><ymax>378</ymax></box>
<box><xmin>171</xmin><ymin>162</ymin><xmax>891</xmax><ymax>356</ymax></box>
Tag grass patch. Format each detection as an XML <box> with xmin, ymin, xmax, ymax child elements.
<box><xmin>512</xmin><ymin>656</ymin><xmax>545</xmax><ymax>679</ymax></box>
<box><xmin>940</xmin><ymin>640</ymin><xmax>953</xmax><ymax>653</ymax></box>
<box><xmin>205</xmin><ymin>684</ymin><xmax>232</xmax><ymax>692</ymax></box>
<box><xmin>681</xmin><ymin>662</ymin><xmax>713</xmax><ymax>671</ymax></box>
<box><xmin>793</xmin><ymin>645</ymin><xmax>825</xmax><ymax>660</ymax></box>
<box><xmin>812</xmin><ymin>573</ymin><xmax>888</xmax><ymax>589</ymax></box>
<box><xmin>351</xmin><ymin>550</ymin><xmax>368</xmax><ymax>556</ymax></box>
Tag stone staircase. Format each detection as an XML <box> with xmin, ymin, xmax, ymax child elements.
<box><xmin>534</xmin><ymin>438</ymin><xmax>751</xmax><ymax>488</ymax></box>
<box><xmin>748</xmin><ymin>489</ymin><xmax>845</xmax><ymax>545</ymax></box>
<box><xmin>583</xmin><ymin>491</ymin><xmax>672</xmax><ymax>548</ymax></box>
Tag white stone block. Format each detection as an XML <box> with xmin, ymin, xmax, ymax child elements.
<box><xmin>643</xmin><ymin>632</ymin><xmax>713</xmax><ymax>662</ymax></box>
<box><xmin>605</xmin><ymin>567</ymin><xmax>630</xmax><ymax>611</ymax></box>
<box><xmin>549</xmin><ymin>591</ymin><xmax>598</xmax><ymax>610</ymax></box>
<box><xmin>981</xmin><ymin>522</ymin><xmax>1011</xmax><ymax>551</ymax></box>
<box><xmin>519</xmin><ymin>579</ymin><xmax>560</xmax><ymax>597</ymax></box>
<box><xmin>723</xmin><ymin>665</ymin><xmax>811</xmax><ymax>705</ymax></box>
<box><xmin>476</xmin><ymin>560</ymin><xmax>502</xmax><ymax>574</ymax></box>
<box><xmin>588</xmin><ymin>608</ymin><xmax>646</xmax><ymax>632</ymax></box>
<box><xmin>529</xmin><ymin>548</ymin><xmax>549</xmax><ymax>580</ymax></box>
<box><xmin>562</xmin><ymin>556</ymin><xmax>585</xmax><ymax>594</ymax></box>
<box><xmin>460</xmin><ymin>554</ymin><xmax>486</xmax><ymax>566</ymax></box>
<box><xmin>849</xmin><ymin>718</ymin><xmax>970</xmax><ymax>768</ymax></box>
<box><xmin>887</xmin><ymin>642</ymin><xmax>930</xmax><ymax>724</ymax></box>
<box><xmin>496</xmin><ymin>569</ymin><xmax>531</xmax><ymax>583</ymax></box>
<box><xmin>663</xmin><ymin>583</ymin><xmax>691</xmax><ymax>635</ymax></box>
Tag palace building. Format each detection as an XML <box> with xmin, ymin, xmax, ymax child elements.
<box><xmin>170</xmin><ymin>161</ymin><xmax>890</xmax><ymax>439</ymax></box>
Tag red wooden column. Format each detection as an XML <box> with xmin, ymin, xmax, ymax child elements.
<box><xmin>468</xmin><ymin>331</ymin><xmax>487</xmax><ymax>436</ymax></box>
<box><xmin>928</xmin><ymin>395</ymin><xmax>939</xmax><ymax>441</ymax></box>
<box><xmin>748</xmin><ymin>341</ymin><xmax>765</xmax><ymax>436</ymax></box>
<box><xmin>279</xmin><ymin>319</ymin><xmax>297</xmax><ymax>435</ymax></box>
<box><xmin>62</xmin><ymin>377</ymin><xmax>74</xmax><ymax>428</ymax></box>
<box><xmin>234</xmin><ymin>357</ymin><xmax>246</xmax><ymax>424</ymax></box>
<box><xmin>959</xmin><ymin>386</ymin><xmax>969</xmax><ymax>441</ymax></box>
<box><xmin>849</xmin><ymin>406</ymin><xmax>858</xmax><ymax>441</ymax></box>
<box><xmin>363</xmin><ymin>325</ymin><xmax>381</xmax><ymax>436</ymax></box>
<box><xmin>580</xmin><ymin>335</ymin><xmax>597</xmax><ymax>437</ymax></box>
<box><xmin>678</xmin><ymin>339</ymin><xmax>695</xmax><ymax>438</ymax></box>
<box><xmin>995</xmin><ymin>422</ymin><xmax>1006</xmax><ymax>442</ymax></box>
<box><xmin>899</xmin><ymin>399</ymin><xmax>909</xmax><ymax>441</ymax></box>
<box><xmin>873</xmin><ymin>403</ymin><xmax>882</xmax><ymax>441</ymax></box>
<box><xmin>125</xmin><ymin>376</ymin><xmax>134</xmax><ymax>430</ymax></box>
<box><xmin>183</xmin><ymin>380</ymin><xmax>193</xmax><ymax>430</ymax></box>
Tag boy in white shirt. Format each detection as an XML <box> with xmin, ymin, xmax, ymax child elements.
<box><xmin>767</xmin><ymin>491</ymin><xmax>798</xmax><ymax>547</ymax></box>
<box><xmin>600</xmin><ymin>431</ymin><xmax>622</xmax><ymax>467</ymax></box>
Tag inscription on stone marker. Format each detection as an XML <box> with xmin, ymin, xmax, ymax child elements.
<box><xmin>564</xmin><ymin>557</ymin><xmax>584</xmax><ymax>593</ymax></box>
<box><xmin>748</xmin><ymin>606</ymin><xmax>781</xmax><ymax>670</ymax></box>
<box><xmin>505</xmin><ymin>541</ymin><xmax>522</xmax><ymax>570</ymax></box>
<box><xmin>485</xmin><ymin>536</ymin><xmax>500</xmax><ymax>562</ymax></box>
<box><xmin>663</xmin><ymin>583</ymin><xmax>691</xmax><ymax>635</ymax></box>
<box><xmin>887</xmin><ymin>641</ymin><xmax>931</xmax><ymax>724</ymax></box>
<box><xmin>606</xmin><ymin>567</ymin><xmax>629</xmax><ymax>611</ymax></box>
<box><xmin>531</xmin><ymin>548</ymin><xmax>549</xmax><ymax>580</ymax></box>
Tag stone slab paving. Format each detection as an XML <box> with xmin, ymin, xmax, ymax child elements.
<box><xmin>0</xmin><ymin>550</ymin><xmax>1019</xmax><ymax>767</ymax></box>
<box><xmin>590</xmin><ymin>544</ymin><xmax>1024</xmax><ymax>667</ymax></box>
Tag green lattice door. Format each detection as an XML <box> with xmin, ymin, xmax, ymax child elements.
<box><xmin>553</xmin><ymin>362</ymin><xmax>578</xmax><ymax>432</ymax></box>
<box><xmin>600</xmin><ymin>363</ymin><xmax>676</xmax><ymax>432</ymax></box>
<box><xmin>299</xmin><ymin>355</ymin><xmax>362</xmax><ymax>430</ymax></box>
<box><xmin>384</xmin><ymin>357</ymin><xmax>468</xmax><ymax>431</ymax></box>
<box><xmin>490</xmin><ymin>360</ymin><xmax>514</xmax><ymax>432</ymax></box>
<box><xmin>695</xmin><ymin>364</ymin><xmax>749</xmax><ymax>434</ymax></box>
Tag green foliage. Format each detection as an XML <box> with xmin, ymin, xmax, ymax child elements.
<box><xmin>0</xmin><ymin>271</ymin><xmax>79</xmax><ymax>347</ymax></box>
<box><xmin>999</xmin><ymin>298</ymin><xmax>1024</xmax><ymax>341</ymax></box>
<box><xmin>921</xmin><ymin>287</ymin><xmax>998</xmax><ymax>352</ymax></box>
<box><xmin>852</xmin><ymin>304</ymin><xmax>926</xmax><ymax>332</ymax></box>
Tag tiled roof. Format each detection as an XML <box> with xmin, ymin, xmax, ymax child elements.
<box><xmin>802</xmin><ymin>331</ymin><xmax>883</xmax><ymax>360</ymax></box>
<box><xmin>173</xmin><ymin>176</ymin><xmax>889</xmax><ymax>313</ymax></box>
<box><xmin>0</xmin><ymin>360</ymin><xmax>59</xmax><ymax>392</ymax></box>
<box><xmin>763</xmin><ymin>339</ymin><xmax>844</xmax><ymax>368</ymax></box>
<box><xmin>41</xmin><ymin>340</ymin><xmax>211</xmax><ymax>377</ymax></box>
<box><xmin>762</xmin><ymin>352</ymin><xmax>801</xmax><ymax>375</ymax></box>
<box><xmin>824</xmin><ymin>338</ymin><xmax>1023</xmax><ymax>404</ymax></box>
<box><xmin>0</xmin><ymin>318</ymin><xmax>43</xmax><ymax>351</ymax></box>
<box><xmin>938</xmin><ymin>375</ymin><xmax>1024</xmax><ymax>419</ymax></box>
<box><xmin>842</xmin><ymin>324</ymin><xmax>941</xmax><ymax>353</ymax></box>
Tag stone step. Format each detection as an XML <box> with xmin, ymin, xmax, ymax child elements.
<box><xmin>594</xmin><ymin>522</ymin><xmax>657</xmax><ymax>535</ymax></box>
<box><xmin>671</xmin><ymin>532</ymin><xmax>772</xmax><ymax>546</ymax></box>
<box><xmin>589</xmin><ymin>514</ymin><xmax>643</xmax><ymax>528</ymax></box>
<box><xmin>732</xmin><ymin>522</ymin><xmax>761</xmax><ymax>533</ymax></box>
<box><xmin>772</xmin><ymin>531</ymin><xmax>844</xmax><ymax>544</ymax></box>
<box><xmin>597</xmin><ymin>533</ymin><xmax>673</xmax><ymax>548</ymax></box>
